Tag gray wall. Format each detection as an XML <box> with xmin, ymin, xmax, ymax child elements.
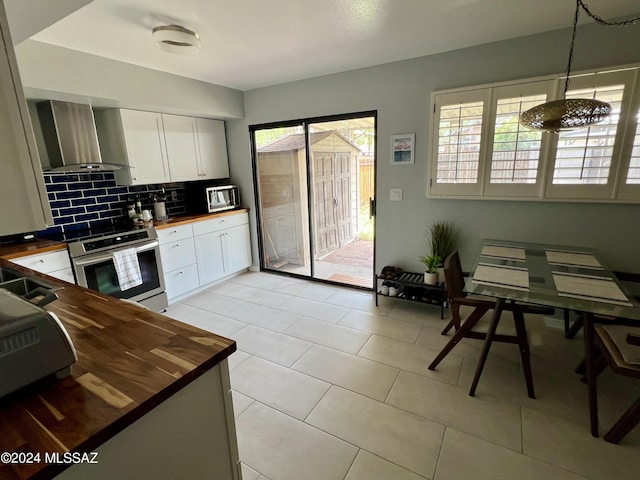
<box><xmin>15</xmin><ymin>40</ymin><xmax>244</xmax><ymax>119</ymax></box>
<box><xmin>227</xmin><ymin>22</ymin><xmax>640</xmax><ymax>273</ymax></box>
<box><xmin>11</xmin><ymin>21</ymin><xmax>640</xmax><ymax>273</ymax></box>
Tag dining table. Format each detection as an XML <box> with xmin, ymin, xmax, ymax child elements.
<box><xmin>464</xmin><ymin>239</ymin><xmax>640</xmax><ymax>437</ymax></box>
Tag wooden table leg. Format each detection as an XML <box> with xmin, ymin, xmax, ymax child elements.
<box><xmin>469</xmin><ymin>296</ymin><xmax>505</xmax><ymax>397</ymax></box>
<box><xmin>583</xmin><ymin>312</ymin><xmax>599</xmax><ymax>437</ymax></box>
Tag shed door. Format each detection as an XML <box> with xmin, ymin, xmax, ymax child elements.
<box><xmin>313</xmin><ymin>152</ymin><xmax>339</xmax><ymax>256</ymax></box>
<box><xmin>313</xmin><ymin>151</ymin><xmax>353</xmax><ymax>257</ymax></box>
<box><xmin>335</xmin><ymin>152</ymin><xmax>353</xmax><ymax>246</ymax></box>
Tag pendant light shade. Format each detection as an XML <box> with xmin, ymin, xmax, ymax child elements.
<box><xmin>520</xmin><ymin>0</ymin><xmax>639</xmax><ymax>133</ymax></box>
<box><xmin>520</xmin><ymin>98</ymin><xmax>612</xmax><ymax>131</ymax></box>
<box><xmin>152</xmin><ymin>25</ymin><xmax>200</xmax><ymax>54</ymax></box>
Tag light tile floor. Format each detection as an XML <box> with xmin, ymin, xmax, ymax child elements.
<box><xmin>164</xmin><ymin>271</ymin><xmax>640</xmax><ymax>480</ymax></box>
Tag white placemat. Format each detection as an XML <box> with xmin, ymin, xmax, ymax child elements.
<box><xmin>480</xmin><ymin>244</ymin><xmax>526</xmax><ymax>261</ymax></box>
<box><xmin>472</xmin><ymin>263</ymin><xmax>530</xmax><ymax>291</ymax></box>
<box><xmin>552</xmin><ymin>271</ymin><xmax>632</xmax><ymax>306</ymax></box>
<box><xmin>545</xmin><ymin>250</ymin><xmax>602</xmax><ymax>269</ymax></box>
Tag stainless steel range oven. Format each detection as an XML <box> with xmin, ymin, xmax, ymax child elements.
<box><xmin>68</xmin><ymin>227</ymin><xmax>168</xmax><ymax>312</ymax></box>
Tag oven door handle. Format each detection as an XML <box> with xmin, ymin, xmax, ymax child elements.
<box><xmin>73</xmin><ymin>241</ymin><xmax>159</xmax><ymax>266</ymax></box>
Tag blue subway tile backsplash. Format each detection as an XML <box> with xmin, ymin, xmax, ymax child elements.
<box><xmin>38</xmin><ymin>172</ymin><xmax>188</xmax><ymax>236</ymax></box>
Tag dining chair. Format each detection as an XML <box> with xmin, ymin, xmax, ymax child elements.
<box><xmin>428</xmin><ymin>251</ymin><xmax>553</xmax><ymax>398</ymax></box>
<box><xmin>587</xmin><ymin>324</ymin><xmax>640</xmax><ymax>443</ymax></box>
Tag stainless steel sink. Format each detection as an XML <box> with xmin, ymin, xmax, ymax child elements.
<box><xmin>0</xmin><ymin>267</ymin><xmax>22</xmax><ymax>283</ymax></box>
<box><xmin>0</xmin><ymin>267</ymin><xmax>62</xmax><ymax>306</ymax></box>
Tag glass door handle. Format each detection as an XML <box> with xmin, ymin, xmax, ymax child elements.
<box><xmin>369</xmin><ymin>198</ymin><xmax>376</xmax><ymax>219</ymax></box>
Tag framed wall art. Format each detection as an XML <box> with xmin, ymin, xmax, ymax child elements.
<box><xmin>390</xmin><ymin>133</ymin><xmax>415</xmax><ymax>165</ymax></box>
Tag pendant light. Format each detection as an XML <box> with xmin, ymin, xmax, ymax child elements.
<box><xmin>520</xmin><ymin>0</ymin><xmax>639</xmax><ymax>132</ymax></box>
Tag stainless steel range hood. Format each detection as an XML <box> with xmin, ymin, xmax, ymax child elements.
<box><xmin>36</xmin><ymin>100</ymin><xmax>123</xmax><ymax>172</ymax></box>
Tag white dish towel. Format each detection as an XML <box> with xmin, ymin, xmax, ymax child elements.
<box><xmin>112</xmin><ymin>248</ymin><xmax>143</xmax><ymax>291</ymax></box>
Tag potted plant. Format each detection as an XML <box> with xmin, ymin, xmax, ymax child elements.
<box><xmin>419</xmin><ymin>254</ymin><xmax>441</xmax><ymax>285</ymax></box>
<box><xmin>428</xmin><ymin>220</ymin><xmax>461</xmax><ymax>282</ymax></box>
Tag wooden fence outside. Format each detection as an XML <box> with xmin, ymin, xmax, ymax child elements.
<box><xmin>359</xmin><ymin>156</ymin><xmax>374</xmax><ymax>207</ymax></box>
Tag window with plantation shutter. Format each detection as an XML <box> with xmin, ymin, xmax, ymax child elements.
<box><xmin>617</xmin><ymin>103</ymin><xmax>640</xmax><ymax>200</ymax></box>
<box><xmin>429</xmin><ymin>65</ymin><xmax>640</xmax><ymax>202</ymax></box>
<box><xmin>626</xmin><ymin>123</ymin><xmax>640</xmax><ymax>184</ymax></box>
<box><xmin>490</xmin><ymin>95</ymin><xmax>545</xmax><ymax>184</ymax></box>
<box><xmin>545</xmin><ymin>69</ymin><xmax>635</xmax><ymax>199</ymax></box>
<box><xmin>430</xmin><ymin>90</ymin><xmax>489</xmax><ymax>196</ymax></box>
<box><xmin>483</xmin><ymin>81</ymin><xmax>553</xmax><ymax>198</ymax></box>
<box><xmin>436</xmin><ymin>101</ymin><xmax>483</xmax><ymax>184</ymax></box>
<box><xmin>552</xmin><ymin>85</ymin><xmax>624</xmax><ymax>185</ymax></box>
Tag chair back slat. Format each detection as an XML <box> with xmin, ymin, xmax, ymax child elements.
<box><xmin>444</xmin><ymin>251</ymin><xmax>465</xmax><ymax>299</ymax></box>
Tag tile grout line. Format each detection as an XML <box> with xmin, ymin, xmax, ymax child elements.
<box><xmin>182</xmin><ymin>273</ymin><xmax>638</xmax><ymax>479</ymax></box>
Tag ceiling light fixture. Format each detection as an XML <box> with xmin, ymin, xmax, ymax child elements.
<box><xmin>152</xmin><ymin>25</ymin><xmax>201</xmax><ymax>54</ymax></box>
<box><xmin>520</xmin><ymin>0</ymin><xmax>639</xmax><ymax>132</ymax></box>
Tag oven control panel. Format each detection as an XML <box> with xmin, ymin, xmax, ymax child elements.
<box><xmin>83</xmin><ymin>231</ymin><xmax>150</xmax><ymax>252</ymax></box>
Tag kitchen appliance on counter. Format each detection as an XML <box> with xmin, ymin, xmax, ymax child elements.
<box><xmin>67</xmin><ymin>226</ymin><xmax>168</xmax><ymax>312</ymax></box>
<box><xmin>153</xmin><ymin>189</ymin><xmax>168</xmax><ymax>221</ymax></box>
<box><xmin>0</xmin><ymin>279</ymin><xmax>77</xmax><ymax>399</ymax></box>
<box><xmin>185</xmin><ymin>184</ymin><xmax>240</xmax><ymax>214</ymax></box>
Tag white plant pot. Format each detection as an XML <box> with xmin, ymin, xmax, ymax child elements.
<box><xmin>424</xmin><ymin>272</ymin><xmax>438</xmax><ymax>285</ymax></box>
<box><xmin>437</xmin><ymin>267</ymin><xmax>445</xmax><ymax>284</ymax></box>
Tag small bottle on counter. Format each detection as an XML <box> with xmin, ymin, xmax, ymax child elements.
<box><xmin>127</xmin><ymin>203</ymin><xmax>136</xmax><ymax>219</ymax></box>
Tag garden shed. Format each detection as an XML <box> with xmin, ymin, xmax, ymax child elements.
<box><xmin>257</xmin><ymin>130</ymin><xmax>361</xmax><ymax>267</ymax></box>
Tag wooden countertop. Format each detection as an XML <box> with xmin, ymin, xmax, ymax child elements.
<box><xmin>153</xmin><ymin>208</ymin><xmax>249</xmax><ymax>229</ymax></box>
<box><xmin>0</xmin><ymin>240</ymin><xmax>67</xmax><ymax>260</ymax></box>
<box><xmin>0</xmin><ymin>209</ymin><xmax>250</xmax><ymax>260</ymax></box>
<box><xmin>0</xmin><ymin>259</ymin><xmax>236</xmax><ymax>480</ymax></box>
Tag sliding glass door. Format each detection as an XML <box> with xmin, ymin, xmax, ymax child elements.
<box><xmin>252</xmin><ymin>123</ymin><xmax>311</xmax><ymax>277</ymax></box>
<box><xmin>251</xmin><ymin>112</ymin><xmax>376</xmax><ymax>289</ymax></box>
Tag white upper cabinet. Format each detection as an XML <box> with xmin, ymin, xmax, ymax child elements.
<box><xmin>96</xmin><ymin>109</ymin><xmax>229</xmax><ymax>185</ymax></box>
<box><xmin>196</xmin><ymin>118</ymin><xmax>230</xmax><ymax>180</ymax></box>
<box><xmin>162</xmin><ymin>114</ymin><xmax>200</xmax><ymax>182</ymax></box>
<box><xmin>96</xmin><ymin>109</ymin><xmax>171</xmax><ymax>185</ymax></box>
<box><xmin>0</xmin><ymin>2</ymin><xmax>52</xmax><ymax>235</ymax></box>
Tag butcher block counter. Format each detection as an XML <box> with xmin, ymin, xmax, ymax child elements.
<box><xmin>153</xmin><ymin>208</ymin><xmax>249</xmax><ymax>230</ymax></box>
<box><xmin>0</xmin><ymin>258</ymin><xmax>240</xmax><ymax>480</ymax></box>
<box><xmin>0</xmin><ymin>241</ymin><xmax>67</xmax><ymax>261</ymax></box>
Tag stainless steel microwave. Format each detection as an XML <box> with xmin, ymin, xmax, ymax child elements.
<box><xmin>186</xmin><ymin>184</ymin><xmax>240</xmax><ymax>213</ymax></box>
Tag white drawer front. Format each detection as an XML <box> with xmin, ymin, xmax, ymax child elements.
<box><xmin>193</xmin><ymin>212</ymin><xmax>248</xmax><ymax>236</ymax></box>
<box><xmin>12</xmin><ymin>249</ymin><xmax>71</xmax><ymax>274</ymax></box>
<box><xmin>159</xmin><ymin>238</ymin><xmax>196</xmax><ymax>272</ymax></box>
<box><xmin>48</xmin><ymin>267</ymin><xmax>76</xmax><ymax>284</ymax></box>
<box><xmin>156</xmin><ymin>223</ymin><xmax>194</xmax><ymax>244</ymax></box>
<box><xmin>165</xmin><ymin>263</ymin><xmax>199</xmax><ymax>300</ymax></box>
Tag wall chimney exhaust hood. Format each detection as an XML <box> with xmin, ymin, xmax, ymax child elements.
<box><xmin>36</xmin><ymin>100</ymin><xmax>123</xmax><ymax>172</ymax></box>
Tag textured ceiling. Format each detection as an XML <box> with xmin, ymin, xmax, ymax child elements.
<box><xmin>15</xmin><ymin>0</ymin><xmax>640</xmax><ymax>91</ymax></box>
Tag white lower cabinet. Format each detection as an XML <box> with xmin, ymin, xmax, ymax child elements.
<box><xmin>157</xmin><ymin>212</ymin><xmax>251</xmax><ymax>303</ymax></box>
<box><xmin>194</xmin><ymin>213</ymin><xmax>251</xmax><ymax>287</ymax></box>
<box><xmin>11</xmin><ymin>249</ymin><xmax>75</xmax><ymax>284</ymax></box>
<box><xmin>157</xmin><ymin>224</ymin><xmax>199</xmax><ymax>301</ymax></box>
<box><xmin>195</xmin><ymin>230</ymin><xmax>226</xmax><ymax>285</ymax></box>
<box><xmin>164</xmin><ymin>263</ymin><xmax>200</xmax><ymax>300</ymax></box>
